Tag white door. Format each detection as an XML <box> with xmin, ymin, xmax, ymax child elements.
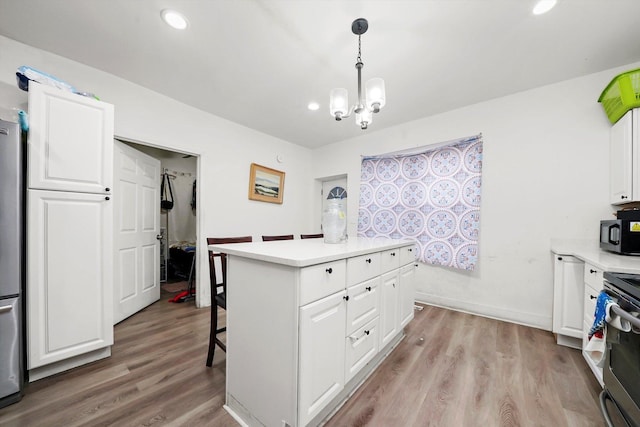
<box><xmin>27</xmin><ymin>189</ymin><xmax>113</xmax><ymax>369</ymax></box>
<box><xmin>28</xmin><ymin>83</ymin><xmax>113</xmax><ymax>194</ymax></box>
<box><xmin>321</xmin><ymin>177</ymin><xmax>347</xmax><ymax>228</ymax></box>
<box><xmin>113</xmin><ymin>141</ymin><xmax>161</xmax><ymax>324</ymax></box>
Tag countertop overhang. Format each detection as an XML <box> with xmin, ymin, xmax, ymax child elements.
<box><xmin>208</xmin><ymin>237</ymin><xmax>415</xmax><ymax>268</ymax></box>
<box><xmin>551</xmin><ymin>239</ymin><xmax>640</xmax><ymax>273</ymax></box>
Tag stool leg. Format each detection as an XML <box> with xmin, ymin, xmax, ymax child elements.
<box><xmin>206</xmin><ymin>305</ymin><xmax>217</xmax><ymax>367</ymax></box>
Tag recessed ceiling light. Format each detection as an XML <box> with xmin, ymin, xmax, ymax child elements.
<box><xmin>161</xmin><ymin>9</ymin><xmax>188</xmax><ymax>30</ymax></box>
<box><xmin>308</xmin><ymin>102</ymin><xmax>320</xmax><ymax>111</ymax></box>
<box><xmin>532</xmin><ymin>0</ymin><xmax>557</xmax><ymax>15</ymax></box>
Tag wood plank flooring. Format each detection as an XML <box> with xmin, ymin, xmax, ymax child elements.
<box><xmin>0</xmin><ymin>290</ymin><xmax>603</xmax><ymax>426</ymax></box>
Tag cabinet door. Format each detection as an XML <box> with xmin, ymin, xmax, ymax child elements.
<box><xmin>298</xmin><ymin>290</ymin><xmax>346</xmax><ymax>426</ymax></box>
<box><xmin>552</xmin><ymin>255</ymin><xmax>584</xmax><ymax>339</ymax></box>
<box><xmin>379</xmin><ymin>270</ymin><xmax>399</xmax><ymax>348</ymax></box>
<box><xmin>610</xmin><ymin>109</ymin><xmax>633</xmax><ymax>204</ymax></box>
<box><xmin>399</xmin><ymin>263</ymin><xmax>416</xmax><ymax>329</ymax></box>
<box><xmin>27</xmin><ymin>189</ymin><xmax>113</xmax><ymax>369</ymax></box>
<box><xmin>28</xmin><ymin>84</ymin><xmax>114</xmax><ymax>193</ymax></box>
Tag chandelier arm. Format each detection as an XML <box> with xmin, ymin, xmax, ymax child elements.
<box><xmin>340</xmin><ymin>105</ymin><xmax>355</xmax><ymax>120</ymax></box>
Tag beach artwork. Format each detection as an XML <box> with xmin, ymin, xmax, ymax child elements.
<box><xmin>248</xmin><ymin>163</ymin><xmax>285</xmax><ymax>204</ymax></box>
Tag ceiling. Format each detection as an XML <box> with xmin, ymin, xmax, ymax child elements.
<box><xmin>1</xmin><ymin>1</ymin><xmax>640</xmax><ymax>148</ymax></box>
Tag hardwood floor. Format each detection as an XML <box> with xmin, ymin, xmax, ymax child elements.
<box><xmin>0</xmin><ymin>291</ymin><xmax>603</xmax><ymax>426</ymax></box>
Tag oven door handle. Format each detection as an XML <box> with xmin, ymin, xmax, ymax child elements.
<box><xmin>610</xmin><ymin>305</ymin><xmax>640</xmax><ymax>330</ymax></box>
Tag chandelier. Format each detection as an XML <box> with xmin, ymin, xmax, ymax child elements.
<box><xmin>329</xmin><ymin>18</ymin><xmax>386</xmax><ymax>130</ymax></box>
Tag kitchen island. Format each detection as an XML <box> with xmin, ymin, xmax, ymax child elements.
<box><xmin>208</xmin><ymin>237</ymin><xmax>417</xmax><ymax>427</ymax></box>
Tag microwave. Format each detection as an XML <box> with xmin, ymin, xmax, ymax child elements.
<box><xmin>600</xmin><ymin>219</ymin><xmax>640</xmax><ymax>255</ymax></box>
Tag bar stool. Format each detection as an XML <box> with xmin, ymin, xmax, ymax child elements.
<box><xmin>206</xmin><ymin>236</ymin><xmax>252</xmax><ymax>367</ymax></box>
<box><xmin>261</xmin><ymin>234</ymin><xmax>294</xmax><ymax>241</ymax></box>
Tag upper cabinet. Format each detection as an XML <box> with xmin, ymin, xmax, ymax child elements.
<box><xmin>28</xmin><ymin>84</ymin><xmax>114</xmax><ymax>194</ymax></box>
<box><xmin>610</xmin><ymin>108</ymin><xmax>639</xmax><ymax>205</ymax></box>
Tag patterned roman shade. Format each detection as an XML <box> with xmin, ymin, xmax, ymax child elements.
<box><xmin>358</xmin><ymin>134</ymin><xmax>483</xmax><ymax>270</ymax></box>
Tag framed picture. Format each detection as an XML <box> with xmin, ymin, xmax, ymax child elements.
<box><xmin>248</xmin><ymin>163</ymin><xmax>285</xmax><ymax>204</ymax></box>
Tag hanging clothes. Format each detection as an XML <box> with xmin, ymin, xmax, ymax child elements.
<box><xmin>161</xmin><ymin>171</ymin><xmax>174</xmax><ymax>210</ymax></box>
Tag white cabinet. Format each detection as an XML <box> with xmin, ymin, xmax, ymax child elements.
<box><xmin>27</xmin><ymin>190</ymin><xmax>113</xmax><ymax>370</ymax></box>
<box><xmin>299</xmin><ymin>290</ymin><xmax>347</xmax><ymax>426</ymax></box>
<box><xmin>379</xmin><ymin>270</ymin><xmax>400</xmax><ymax>349</ymax></box>
<box><xmin>551</xmin><ymin>255</ymin><xmax>584</xmax><ymax>348</ymax></box>
<box><xmin>582</xmin><ymin>262</ymin><xmax>604</xmax><ymax>386</ymax></box>
<box><xmin>345</xmin><ymin>277</ymin><xmax>380</xmax><ymax>334</ymax></box>
<box><xmin>26</xmin><ymin>84</ymin><xmax>114</xmax><ymax>380</ymax></box>
<box><xmin>218</xmin><ymin>239</ymin><xmax>416</xmax><ymax>427</ymax></box>
<box><xmin>27</xmin><ymin>84</ymin><xmax>113</xmax><ymax>194</ymax></box>
<box><xmin>610</xmin><ymin>108</ymin><xmax>639</xmax><ymax>204</ymax></box>
<box><xmin>399</xmin><ymin>263</ymin><xmax>417</xmax><ymax>328</ymax></box>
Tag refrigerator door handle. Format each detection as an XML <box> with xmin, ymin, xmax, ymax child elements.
<box><xmin>0</xmin><ymin>305</ymin><xmax>13</xmax><ymax>314</ymax></box>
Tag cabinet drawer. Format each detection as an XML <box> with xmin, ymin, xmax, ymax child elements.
<box><xmin>399</xmin><ymin>244</ymin><xmax>417</xmax><ymax>266</ymax></box>
<box><xmin>583</xmin><ymin>263</ymin><xmax>603</xmax><ymax>291</ymax></box>
<box><xmin>300</xmin><ymin>260</ymin><xmax>346</xmax><ymax>306</ymax></box>
<box><xmin>380</xmin><ymin>249</ymin><xmax>400</xmax><ymax>273</ymax></box>
<box><xmin>345</xmin><ymin>317</ymin><xmax>379</xmax><ymax>382</ymax></box>
<box><xmin>347</xmin><ymin>252</ymin><xmax>381</xmax><ymax>287</ymax></box>
<box><xmin>346</xmin><ymin>277</ymin><xmax>380</xmax><ymax>335</ymax></box>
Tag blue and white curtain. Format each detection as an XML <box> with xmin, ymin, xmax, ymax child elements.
<box><xmin>358</xmin><ymin>134</ymin><xmax>483</xmax><ymax>271</ymax></box>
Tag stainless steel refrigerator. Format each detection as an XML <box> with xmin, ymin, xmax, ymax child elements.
<box><xmin>0</xmin><ymin>119</ymin><xmax>24</xmax><ymax>408</ymax></box>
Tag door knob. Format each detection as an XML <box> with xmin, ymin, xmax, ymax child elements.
<box><xmin>156</xmin><ymin>234</ymin><xmax>164</xmax><ymax>240</ymax></box>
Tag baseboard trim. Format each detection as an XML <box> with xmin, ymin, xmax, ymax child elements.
<box><xmin>28</xmin><ymin>347</ymin><xmax>111</xmax><ymax>382</ymax></box>
<box><xmin>415</xmin><ymin>291</ymin><xmax>551</xmax><ymax>331</ymax></box>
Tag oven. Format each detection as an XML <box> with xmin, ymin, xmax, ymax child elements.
<box><xmin>601</xmin><ymin>272</ymin><xmax>640</xmax><ymax>427</ymax></box>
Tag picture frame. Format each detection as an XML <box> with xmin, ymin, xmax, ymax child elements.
<box><xmin>248</xmin><ymin>163</ymin><xmax>285</xmax><ymax>204</ymax></box>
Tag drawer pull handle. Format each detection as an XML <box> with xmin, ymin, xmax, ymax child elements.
<box><xmin>349</xmin><ymin>330</ymin><xmax>371</xmax><ymax>342</ymax></box>
<box><xmin>408</xmin><ymin>248</ymin><xmax>413</xmax><ymax>252</ymax></box>
<box><xmin>391</xmin><ymin>252</ymin><xmax>396</xmax><ymax>256</ymax></box>
<box><xmin>590</xmin><ymin>295</ymin><xmax>597</xmax><ymax>300</ymax></box>
<box><xmin>343</xmin><ymin>295</ymin><xmax>349</xmax><ymax>301</ymax></box>
<box><xmin>557</xmin><ymin>256</ymin><xmax>563</xmax><ymax>261</ymax></box>
<box><xmin>105</xmin><ymin>187</ymin><xmax>111</xmax><ymax>192</ymax></box>
<box><xmin>0</xmin><ymin>305</ymin><xmax>13</xmax><ymax>314</ymax></box>
<box><xmin>590</xmin><ymin>269</ymin><xmax>597</xmax><ymax>274</ymax></box>
<box><xmin>365</xmin><ymin>258</ymin><xmax>372</xmax><ymax>264</ymax></box>
<box><xmin>366</xmin><ymin>286</ymin><xmax>372</xmax><ymax>292</ymax></box>
<box><xmin>325</xmin><ymin>268</ymin><xmax>333</xmax><ymax>274</ymax></box>
<box><xmin>105</xmin><ymin>196</ymin><xmax>110</xmax><ymax>201</ymax></box>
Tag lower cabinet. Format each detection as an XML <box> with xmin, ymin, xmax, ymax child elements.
<box><xmin>27</xmin><ymin>190</ymin><xmax>113</xmax><ymax>377</ymax></box>
<box><xmin>224</xmin><ymin>241</ymin><xmax>416</xmax><ymax>427</ymax></box>
<box><xmin>552</xmin><ymin>254</ymin><xmax>584</xmax><ymax>348</ymax></box>
<box><xmin>399</xmin><ymin>263</ymin><xmax>416</xmax><ymax>328</ymax></box>
<box><xmin>582</xmin><ymin>263</ymin><xmax>604</xmax><ymax>386</ymax></box>
<box><xmin>299</xmin><ymin>290</ymin><xmax>347</xmax><ymax>426</ymax></box>
<box><xmin>345</xmin><ymin>317</ymin><xmax>379</xmax><ymax>383</ymax></box>
<box><xmin>380</xmin><ymin>270</ymin><xmax>400</xmax><ymax>349</ymax></box>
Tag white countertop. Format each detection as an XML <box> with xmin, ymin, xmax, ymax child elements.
<box><xmin>208</xmin><ymin>237</ymin><xmax>415</xmax><ymax>267</ymax></box>
<box><xmin>551</xmin><ymin>239</ymin><xmax>640</xmax><ymax>273</ymax></box>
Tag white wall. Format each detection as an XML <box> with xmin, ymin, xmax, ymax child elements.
<box><xmin>4</xmin><ymin>33</ymin><xmax>639</xmax><ymax>329</ymax></box>
<box><xmin>311</xmin><ymin>61</ymin><xmax>640</xmax><ymax>330</ymax></box>
<box><xmin>160</xmin><ymin>156</ymin><xmax>197</xmax><ymax>245</ymax></box>
<box><xmin>0</xmin><ymin>35</ymin><xmax>315</xmax><ymax>308</ymax></box>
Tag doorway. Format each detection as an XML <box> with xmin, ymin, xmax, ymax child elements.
<box><xmin>114</xmin><ymin>138</ymin><xmax>200</xmax><ymax>323</ymax></box>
